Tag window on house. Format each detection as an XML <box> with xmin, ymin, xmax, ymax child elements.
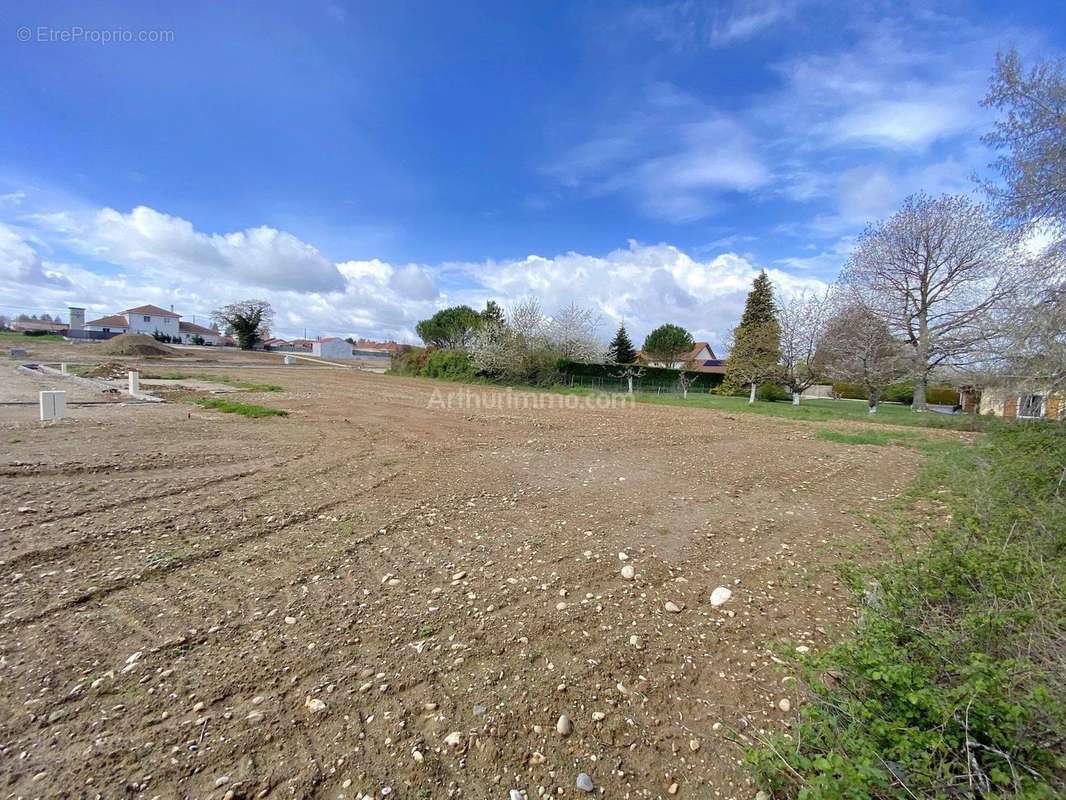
<box><xmin>102</xmin><ymin>328</ymin><xmax>110</xmax><ymax>333</ymax></box>
<box><xmin>1018</xmin><ymin>394</ymin><xmax>1045</xmax><ymax>419</ymax></box>
<box><xmin>143</xmin><ymin>315</ymin><xmax>151</xmax><ymax>322</ymax></box>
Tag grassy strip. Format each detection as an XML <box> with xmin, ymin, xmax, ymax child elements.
<box><xmin>194</xmin><ymin>397</ymin><xmax>288</xmax><ymax>418</ymax></box>
<box><xmin>619</xmin><ymin>390</ymin><xmax>994</xmax><ymax>431</ymax></box>
<box><xmin>0</xmin><ymin>330</ymin><xmax>64</xmax><ymax>342</ymax></box>
<box><xmin>390</xmin><ymin>370</ymin><xmax>996</xmax><ymax>432</ymax></box>
<box><xmin>149</xmin><ymin>371</ymin><xmax>282</xmax><ymax>392</ymax></box>
<box><xmin>748</xmin><ymin>423</ymin><xmax>1066</xmax><ymax>798</ymax></box>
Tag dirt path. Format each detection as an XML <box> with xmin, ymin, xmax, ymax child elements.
<box><xmin>0</xmin><ymin>365</ymin><xmax>920</xmax><ymax>800</ymax></box>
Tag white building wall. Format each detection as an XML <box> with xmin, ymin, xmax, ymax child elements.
<box><xmin>127</xmin><ymin>314</ymin><xmax>179</xmax><ymax>335</ymax></box>
<box><xmin>312</xmin><ymin>339</ymin><xmax>354</xmax><ymax>359</ymax></box>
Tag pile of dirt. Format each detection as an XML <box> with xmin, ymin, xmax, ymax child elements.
<box><xmin>77</xmin><ymin>360</ymin><xmax>131</xmax><ymax>379</ymax></box>
<box><xmin>96</xmin><ymin>333</ymin><xmax>177</xmax><ymax>357</ymax></box>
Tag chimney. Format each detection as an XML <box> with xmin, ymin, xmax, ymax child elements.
<box><xmin>68</xmin><ymin>306</ymin><xmax>85</xmax><ymax>331</ymax></box>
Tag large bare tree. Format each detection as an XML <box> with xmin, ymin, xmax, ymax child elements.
<box><xmin>819</xmin><ymin>303</ymin><xmax>907</xmax><ymax>414</ymax></box>
<box><xmin>839</xmin><ymin>193</ymin><xmax>1025</xmax><ymax>409</ymax></box>
<box><xmin>778</xmin><ymin>289</ymin><xmax>832</xmax><ymax>405</ymax></box>
<box><xmin>980</xmin><ymin>50</ymin><xmax>1066</xmax><ymax>395</ymax></box>
<box><xmin>982</xmin><ymin>49</ymin><xmax>1066</xmax><ymax>251</ymax></box>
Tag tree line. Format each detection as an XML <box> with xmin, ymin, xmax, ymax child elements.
<box><xmin>407</xmin><ymin>47</ymin><xmax>1064</xmax><ymax>412</ymax></box>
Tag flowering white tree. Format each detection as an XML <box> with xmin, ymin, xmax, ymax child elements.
<box><xmin>778</xmin><ymin>289</ymin><xmax>832</xmax><ymax>404</ymax></box>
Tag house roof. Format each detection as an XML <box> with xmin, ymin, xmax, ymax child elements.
<box><xmin>178</xmin><ymin>321</ymin><xmax>217</xmax><ymax>335</ymax></box>
<box><xmin>85</xmin><ymin>314</ymin><xmax>130</xmax><ymax>328</ymax></box>
<box><xmin>687</xmin><ymin>341</ymin><xmax>716</xmax><ymax>359</ymax></box>
<box><xmin>122</xmin><ymin>304</ymin><xmax>180</xmax><ymax>318</ymax></box>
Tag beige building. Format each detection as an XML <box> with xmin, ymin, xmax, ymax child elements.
<box><xmin>976</xmin><ymin>387</ymin><xmax>1063</xmax><ymax>420</ymax></box>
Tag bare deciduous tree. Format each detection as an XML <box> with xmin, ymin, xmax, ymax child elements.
<box><xmin>982</xmin><ymin>49</ymin><xmax>1066</xmax><ymax>250</ymax></box>
<box><xmin>819</xmin><ymin>303</ymin><xmax>907</xmax><ymax>413</ymax></box>
<box><xmin>612</xmin><ymin>363</ymin><xmax>645</xmax><ymax>394</ymax></box>
<box><xmin>839</xmin><ymin>193</ymin><xmax>1025</xmax><ymax>410</ymax></box>
<box><xmin>778</xmin><ymin>289</ymin><xmax>832</xmax><ymax>405</ymax></box>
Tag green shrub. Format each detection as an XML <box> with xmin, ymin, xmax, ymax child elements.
<box><xmin>756</xmin><ymin>383</ymin><xmax>790</xmax><ymax>402</ymax></box>
<box><xmin>926</xmin><ymin>385</ymin><xmax>960</xmax><ymax>405</ymax></box>
<box><xmin>390</xmin><ymin>346</ymin><xmax>432</xmax><ymax>376</ymax></box>
<box><xmin>423</xmin><ymin>349</ymin><xmax>476</xmax><ymax>381</ymax></box>
<box><xmin>748</xmin><ymin>424</ymin><xmax>1066</xmax><ymax>798</ymax></box>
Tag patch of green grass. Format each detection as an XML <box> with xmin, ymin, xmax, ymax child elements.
<box><xmin>150</xmin><ymin>371</ymin><xmax>282</xmax><ymax>392</ymax></box>
<box><xmin>815</xmin><ymin>428</ymin><xmax>913</xmax><ymax>446</ymax></box>
<box><xmin>418</xmin><ymin>623</ymin><xmax>436</xmax><ymax>637</ymax></box>
<box><xmin>0</xmin><ymin>329</ymin><xmax>64</xmax><ymax>342</ymax></box>
<box><xmin>748</xmin><ymin>423</ymin><xmax>1066</xmax><ymax>799</ymax></box>
<box><xmin>194</xmin><ymin>397</ymin><xmax>288</xmax><ymax>418</ymax></box>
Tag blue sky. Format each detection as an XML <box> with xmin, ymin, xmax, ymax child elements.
<box><xmin>1</xmin><ymin>1</ymin><xmax>1063</xmax><ymax>347</ymax></box>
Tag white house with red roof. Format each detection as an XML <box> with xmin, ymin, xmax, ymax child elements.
<box><xmin>80</xmin><ymin>304</ymin><xmax>222</xmax><ymax>344</ymax></box>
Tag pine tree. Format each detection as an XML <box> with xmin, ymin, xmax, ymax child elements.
<box><xmin>482</xmin><ymin>300</ymin><xmax>505</xmax><ymax>325</ymax></box>
<box><xmin>724</xmin><ymin>271</ymin><xmax>782</xmax><ymax>403</ymax></box>
<box><xmin>606</xmin><ymin>324</ymin><xmax>636</xmax><ymax>364</ymax></box>
<box><xmin>739</xmin><ymin>271</ymin><xmax>777</xmax><ymax>328</ymax></box>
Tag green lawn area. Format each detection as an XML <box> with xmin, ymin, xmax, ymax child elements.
<box><xmin>571</xmin><ymin>388</ymin><xmax>994</xmax><ymax>431</ymax></box>
<box><xmin>148</xmin><ymin>371</ymin><xmax>283</xmax><ymax>392</ymax></box>
<box><xmin>193</xmin><ymin>397</ymin><xmax>288</xmax><ymax>418</ymax></box>
<box><xmin>0</xmin><ymin>330</ymin><xmax>64</xmax><ymax>342</ymax></box>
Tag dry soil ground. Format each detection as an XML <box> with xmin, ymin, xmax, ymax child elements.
<box><xmin>1</xmin><ymin>342</ymin><xmax>923</xmax><ymax>800</ymax></box>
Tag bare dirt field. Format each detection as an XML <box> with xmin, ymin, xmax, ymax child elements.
<box><xmin>0</xmin><ymin>342</ymin><xmax>924</xmax><ymax>800</ymax></box>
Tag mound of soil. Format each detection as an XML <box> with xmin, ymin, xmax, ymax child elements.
<box><xmin>77</xmin><ymin>360</ymin><xmax>131</xmax><ymax>379</ymax></box>
<box><xmin>97</xmin><ymin>333</ymin><xmax>177</xmax><ymax>357</ymax></box>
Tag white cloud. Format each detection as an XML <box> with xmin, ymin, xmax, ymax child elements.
<box><xmin>0</xmin><ymin>223</ymin><xmax>71</xmax><ymax>287</ymax></box>
<box><xmin>0</xmin><ymin>203</ymin><xmax>827</xmax><ymax>352</ymax></box>
<box><xmin>710</xmin><ymin>0</ymin><xmax>801</xmax><ymax>45</ymax></box>
<box><xmin>38</xmin><ymin>206</ymin><xmax>346</xmax><ymax>294</ymax></box>
<box><xmin>545</xmin><ymin>89</ymin><xmax>770</xmax><ymax>223</ymax></box>
<box><xmin>622</xmin><ymin>0</ymin><xmax>802</xmax><ymax>49</ymax></box>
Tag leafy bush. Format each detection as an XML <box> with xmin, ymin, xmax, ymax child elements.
<box><xmin>748</xmin><ymin>424</ymin><xmax>1066</xmax><ymax>799</ymax></box>
<box><xmin>390</xmin><ymin>346</ymin><xmax>432</xmax><ymax>376</ymax></box>
<box><xmin>423</xmin><ymin>349</ymin><xmax>477</xmax><ymax>381</ymax></box>
<box><xmin>926</xmin><ymin>386</ymin><xmax>960</xmax><ymax>405</ymax></box>
<box><xmin>756</xmin><ymin>383</ymin><xmax>790</xmax><ymax>402</ymax></box>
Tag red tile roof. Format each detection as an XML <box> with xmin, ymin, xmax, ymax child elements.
<box><xmin>85</xmin><ymin>314</ymin><xmax>130</xmax><ymax>328</ymax></box>
<box><xmin>122</xmin><ymin>304</ymin><xmax>180</xmax><ymax>318</ymax></box>
<box><xmin>178</xmin><ymin>321</ymin><xmax>217</xmax><ymax>335</ymax></box>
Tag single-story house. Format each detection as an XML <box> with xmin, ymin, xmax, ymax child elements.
<box><xmin>975</xmin><ymin>387</ymin><xmax>1063</xmax><ymax>421</ymax></box>
<box><xmin>178</xmin><ymin>320</ymin><xmax>222</xmax><ymax>345</ymax></box>
<box><xmin>311</xmin><ymin>337</ymin><xmax>355</xmax><ymax>359</ymax></box>
<box><xmin>640</xmin><ymin>341</ymin><xmax>725</xmax><ymax>373</ymax></box>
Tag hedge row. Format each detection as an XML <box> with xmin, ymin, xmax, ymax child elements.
<box><xmin>558</xmin><ymin>359</ymin><xmax>724</xmax><ymax>390</ymax></box>
<box><xmin>832</xmin><ymin>381</ymin><xmax>959</xmax><ymax>405</ymax></box>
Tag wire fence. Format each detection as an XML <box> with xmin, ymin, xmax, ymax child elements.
<box><xmin>562</xmin><ymin>373</ymin><xmax>710</xmax><ymax>396</ymax></box>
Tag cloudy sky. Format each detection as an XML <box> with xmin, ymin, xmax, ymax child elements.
<box><xmin>1</xmin><ymin>1</ymin><xmax>1063</xmax><ymax>349</ymax></box>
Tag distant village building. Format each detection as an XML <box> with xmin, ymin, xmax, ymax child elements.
<box><xmin>78</xmin><ymin>304</ymin><xmax>222</xmax><ymax>344</ymax></box>
<box><xmin>639</xmin><ymin>341</ymin><xmax>725</xmax><ymax>373</ymax></box>
<box><xmin>311</xmin><ymin>337</ymin><xmax>355</xmax><ymax>359</ymax></box>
